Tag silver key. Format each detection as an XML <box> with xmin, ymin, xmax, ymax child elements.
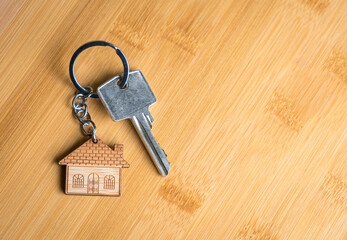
<box><xmin>97</xmin><ymin>70</ymin><xmax>170</xmax><ymax>176</ymax></box>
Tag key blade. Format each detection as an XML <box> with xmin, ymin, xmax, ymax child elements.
<box><xmin>131</xmin><ymin>109</ymin><xmax>170</xmax><ymax>177</ymax></box>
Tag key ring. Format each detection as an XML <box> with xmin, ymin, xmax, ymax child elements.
<box><xmin>69</xmin><ymin>41</ymin><xmax>129</xmax><ymax>99</ymax></box>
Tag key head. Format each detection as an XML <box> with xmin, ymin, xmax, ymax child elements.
<box><xmin>97</xmin><ymin>70</ymin><xmax>156</xmax><ymax>121</ymax></box>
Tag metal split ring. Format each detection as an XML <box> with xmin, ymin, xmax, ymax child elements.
<box><xmin>69</xmin><ymin>41</ymin><xmax>129</xmax><ymax>99</ymax></box>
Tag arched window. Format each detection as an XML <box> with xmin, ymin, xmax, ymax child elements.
<box><xmin>72</xmin><ymin>174</ymin><xmax>84</xmax><ymax>188</ymax></box>
<box><xmin>104</xmin><ymin>175</ymin><xmax>115</xmax><ymax>189</ymax></box>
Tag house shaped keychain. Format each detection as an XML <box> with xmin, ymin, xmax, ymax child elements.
<box><xmin>59</xmin><ymin>138</ymin><xmax>129</xmax><ymax>196</ymax></box>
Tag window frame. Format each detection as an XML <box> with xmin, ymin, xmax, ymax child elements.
<box><xmin>104</xmin><ymin>175</ymin><xmax>115</xmax><ymax>190</ymax></box>
<box><xmin>72</xmin><ymin>174</ymin><xmax>84</xmax><ymax>188</ymax></box>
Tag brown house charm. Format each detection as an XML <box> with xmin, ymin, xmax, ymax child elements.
<box><xmin>59</xmin><ymin>138</ymin><xmax>129</xmax><ymax>196</ymax></box>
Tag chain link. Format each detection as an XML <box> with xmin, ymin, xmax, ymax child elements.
<box><xmin>72</xmin><ymin>87</ymin><xmax>97</xmax><ymax>143</ymax></box>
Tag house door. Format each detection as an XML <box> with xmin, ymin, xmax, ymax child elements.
<box><xmin>87</xmin><ymin>173</ymin><xmax>99</xmax><ymax>194</ymax></box>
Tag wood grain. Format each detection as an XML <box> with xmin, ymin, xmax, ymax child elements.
<box><xmin>0</xmin><ymin>0</ymin><xmax>346</xmax><ymax>239</ymax></box>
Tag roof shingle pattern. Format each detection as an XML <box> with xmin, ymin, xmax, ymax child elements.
<box><xmin>59</xmin><ymin>138</ymin><xmax>129</xmax><ymax>167</ymax></box>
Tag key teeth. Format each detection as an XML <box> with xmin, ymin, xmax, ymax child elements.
<box><xmin>146</xmin><ymin>114</ymin><xmax>153</xmax><ymax>129</ymax></box>
<box><xmin>132</xmin><ymin>110</ymin><xmax>170</xmax><ymax>176</ymax></box>
<box><xmin>162</xmin><ymin>148</ymin><xmax>167</xmax><ymax>157</ymax></box>
<box><xmin>161</xmin><ymin>148</ymin><xmax>170</xmax><ymax>166</ymax></box>
<box><xmin>147</xmin><ymin>113</ymin><xmax>154</xmax><ymax>123</ymax></box>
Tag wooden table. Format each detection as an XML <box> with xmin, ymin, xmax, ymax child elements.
<box><xmin>0</xmin><ymin>0</ymin><xmax>346</xmax><ymax>239</ymax></box>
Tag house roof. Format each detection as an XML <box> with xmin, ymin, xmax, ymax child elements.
<box><xmin>59</xmin><ymin>138</ymin><xmax>129</xmax><ymax>167</ymax></box>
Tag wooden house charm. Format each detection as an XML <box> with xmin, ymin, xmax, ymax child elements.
<box><xmin>59</xmin><ymin>138</ymin><xmax>129</xmax><ymax>196</ymax></box>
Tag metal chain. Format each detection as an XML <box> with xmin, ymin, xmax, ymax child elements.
<box><xmin>72</xmin><ymin>87</ymin><xmax>97</xmax><ymax>143</ymax></box>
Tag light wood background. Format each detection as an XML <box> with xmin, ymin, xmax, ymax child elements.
<box><xmin>0</xmin><ymin>0</ymin><xmax>346</xmax><ymax>239</ymax></box>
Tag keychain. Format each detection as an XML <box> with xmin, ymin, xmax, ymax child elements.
<box><xmin>59</xmin><ymin>41</ymin><xmax>170</xmax><ymax>196</ymax></box>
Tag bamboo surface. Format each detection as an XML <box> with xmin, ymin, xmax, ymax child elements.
<box><xmin>0</xmin><ymin>0</ymin><xmax>346</xmax><ymax>239</ymax></box>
